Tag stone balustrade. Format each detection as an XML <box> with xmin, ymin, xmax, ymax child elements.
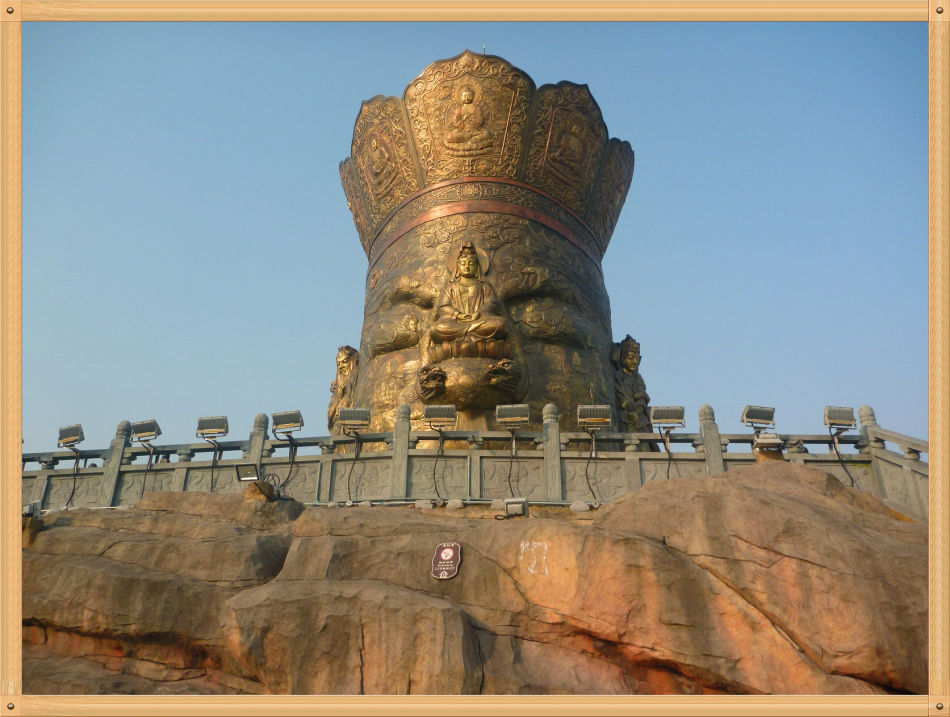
<box><xmin>21</xmin><ymin>404</ymin><xmax>929</xmax><ymax>522</ymax></box>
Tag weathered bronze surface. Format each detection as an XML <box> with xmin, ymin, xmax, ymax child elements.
<box><xmin>335</xmin><ymin>50</ymin><xmax>646</xmax><ymax>435</ymax></box>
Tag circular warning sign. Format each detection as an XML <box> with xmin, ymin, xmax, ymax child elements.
<box><xmin>431</xmin><ymin>542</ymin><xmax>462</xmax><ymax>579</ymax></box>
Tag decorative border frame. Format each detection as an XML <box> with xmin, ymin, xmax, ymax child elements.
<box><xmin>1</xmin><ymin>3</ymin><xmax>945</xmax><ymax>715</ymax></box>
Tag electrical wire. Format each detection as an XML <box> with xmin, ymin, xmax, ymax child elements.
<box><xmin>138</xmin><ymin>443</ymin><xmax>155</xmax><ymax>499</ymax></box>
<box><xmin>431</xmin><ymin>429</ymin><xmax>445</xmax><ymax>501</ymax></box>
<box><xmin>63</xmin><ymin>448</ymin><xmax>81</xmax><ymax>508</ymax></box>
<box><xmin>829</xmin><ymin>427</ymin><xmax>856</xmax><ymax>487</ymax></box>
<box><xmin>205</xmin><ymin>439</ymin><xmax>220</xmax><ymax>492</ymax></box>
<box><xmin>277</xmin><ymin>433</ymin><xmax>298</xmax><ymax>491</ymax></box>
<box><xmin>345</xmin><ymin>431</ymin><xmax>362</xmax><ymax>503</ymax></box>
<box><xmin>505</xmin><ymin>429</ymin><xmax>517</xmax><ymax>498</ymax></box>
<box><xmin>656</xmin><ymin>427</ymin><xmax>674</xmax><ymax>480</ymax></box>
<box><xmin>583</xmin><ymin>430</ymin><xmax>599</xmax><ymax>505</ymax></box>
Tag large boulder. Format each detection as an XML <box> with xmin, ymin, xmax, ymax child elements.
<box><xmin>22</xmin><ymin>462</ymin><xmax>926</xmax><ymax>694</ymax></box>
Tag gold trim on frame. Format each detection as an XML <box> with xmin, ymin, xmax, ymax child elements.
<box><xmin>2</xmin><ymin>3</ymin><xmax>946</xmax><ymax>716</ymax></box>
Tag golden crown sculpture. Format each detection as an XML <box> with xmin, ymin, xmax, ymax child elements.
<box><xmin>340</xmin><ymin>50</ymin><xmax>634</xmax><ymax>269</ymax></box>
<box><xmin>333</xmin><ymin>50</ymin><xmax>645</xmax><ymax>436</ymax></box>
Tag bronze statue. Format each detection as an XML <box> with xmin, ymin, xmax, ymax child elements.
<box><xmin>613</xmin><ymin>335</ymin><xmax>651</xmax><ymax>433</ymax></box>
<box><xmin>327</xmin><ymin>345</ymin><xmax>359</xmax><ymax>432</ymax></box>
<box><xmin>338</xmin><ymin>51</ymin><xmax>637</xmax><ymax>435</ymax></box>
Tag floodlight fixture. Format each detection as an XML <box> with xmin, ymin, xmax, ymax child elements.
<box><xmin>576</xmin><ymin>405</ymin><xmax>612</xmax><ymax>432</ymax></box>
<box><xmin>197</xmin><ymin>416</ymin><xmax>229</xmax><ymax>492</ymax></box>
<box><xmin>270</xmin><ymin>411</ymin><xmax>303</xmax><ymax>493</ymax></box>
<box><xmin>824</xmin><ymin>406</ymin><xmax>857</xmax><ymax>487</ymax></box>
<box><xmin>338</xmin><ymin>407</ymin><xmax>371</xmax><ymax>434</ymax></box>
<box><xmin>424</xmin><ymin>405</ymin><xmax>457</xmax><ymax>431</ymax></box>
<box><xmin>57</xmin><ymin>424</ymin><xmax>84</xmax><ymax>448</ymax></box>
<box><xmin>196</xmin><ymin>415</ymin><xmax>229</xmax><ymax>439</ymax></box>
<box><xmin>131</xmin><ymin>419</ymin><xmax>162</xmax><ymax>443</ymax></box>
<box><xmin>741</xmin><ymin>405</ymin><xmax>775</xmax><ymax>432</ymax></box>
<box><xmin>22</xmin><ymin>501</ymin><xmax>41</xmax><ymax>518</ymax></box>
<box><xmin>504</xmin><ymin>497</ymin><xmax>529</xmax><ymax>518</ymax></box>
<box><xmin>753</xmin><ymin>431</ymin><xmax>784</xmax><ymax>451</ymax></box>
<box><xmin>339</xmin><ymin>407</ymin><xmax>371</xmax><ymax>503</ymax></box>
<box><xmin>423</xmin><ymin>405</ymin><xmax>457</xmax><ymax>502</ymax></box>
<box><xmin>649</xmin><ymin>406</ymin><xmax>686</xmax><ymax>430</ymax></box>
<box><xmin>824</xmin><ymin>406</ymin><xmax>856</xmax><ymax>431</ymax></box>
<box><xmin>131</xmin><ymin>419</ymin><xmax>161</xmax><ymax>500</ymax></box>
<box><xmin>235</xmin><ymin>464</ymin><xmax>261</xmax><ymax>482</ymax></box>
<box><xmin>496</xmin><ymin>404</ymin><xmax>530</xmax><ymax>430</ymax></box>
<box><xmin>271</xmin><ymin>410</ymin><xmax>304</xmax><ymax>436</ymax></box>
<box><xmin>57</xmin><ymin>424</ymin><xmax>86</xmax><ymax>508</ymax></box>
<box><xmin>649</xmin><ymin>407</ymin><xmax>685</xmax><ymax>475</ymax></box>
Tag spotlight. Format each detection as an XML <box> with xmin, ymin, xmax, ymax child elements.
<box><xmin>338</xmin><ymin>408</ymin><xmax>371</xmax><ymax>504</ymax></box>
<box><xmin>740</xmin><ymin>405</ymin><xmax>775</xmax><ymax>432</ymax></box>
<box><xmin>576</xmin><ymin>405</ymin><xmax>612</xmax><ymax>432</ymax></box>
<box><xmin>423</xmin><ymin>405</ymin><xmax>457</xmax><ymax>503</ymax></box>
<box><xmin>497</xmin><ymin>404</ymin><xmax>530</xmax><ymax>496</ymax></box>
<box><xmin>196</xmin><ymin>415</ymin><xmax>229</xmax><ymax>439</ymax></box>
<box><xmin>57</xmin><ymin>424</ymin><xmax>84</xmax><ymax>448</ymax></box>
<box><xmin>496</xmin><ymin>404</ymin><xmax>530</xmax><ymax>430</ymax></box>
<box><xmin>649</xmin><ymin>406</ymin><xmax>685</xmax><ymax>429</ymax></box>
<box><xmin>197</xmin><ymin>416</ymin><xmax>228</xmax><ymax>492</ymax></box>
<box><xmin>752</xmin><ymin>432</ymin><xmax>784</xmax><ymax>450</ymax></box>
<box><xmin>649</xmin><ymin>406</ymin><xmax>685</xmax><ymax>478</ymax></box>
<box><xmin>235</xmin><ymin>464</ymin><xmax>261</xmax><ymax>482</ymax></box>
<box><xmin>131</xmin><ymin>419</ymin><xmax>161</xmax><ymax>500</ymax></box>
<box><xmin>824</xmin><ymin>406</ymin><xmax>856</xmax><ymax>431</ymax></box>
<box><xmin>57</xmin><ymin>424</ymin><xmax>84</xmax><ymax>508</ymax></box>
<box><xmin>271</xmin><ymin>410</ymin><xmax>304</xmax><ymax>436</ymax></box>
<box><xmin>424</xmin><ymin>405</ymin><xmax>457</xmax><ymax>431</ymax></box>
<box><xmin>271</xmin><ymin>410</ymin><xmax>303</xmax><ymax>493</ymax></box>
<box><xmin>824</xmin><ymin>406</ymin><xmax>857</xmax><ymax>487</ymax></box>
<box><xmin>338</xmin><ymin>407</ymin><xmax>371</xmax><ymax>433</ymax></box>
<box><xmin>504</xmin><ymin>497</ymin><xmax>528</xmax><ymax>518</ymax></box>
<box><xmin>576</xmin><ymin>404</ymin><xmax>612</xmax><ymax>505</ymax></box>
<box><xmin>131</xmin><ymin>419</ymin><xmax>161</xmax><ymax>443</ymax></box>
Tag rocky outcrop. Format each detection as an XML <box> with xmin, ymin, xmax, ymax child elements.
<box><xmin>22</xmin><ymin>463</ymin><xmax>927</xmax><ymax>695</ymax></box>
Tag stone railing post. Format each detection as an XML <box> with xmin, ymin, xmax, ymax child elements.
<box><xmin>100</xmin><ymin>420</ymin><xmax>132</xmax><ymax>506</ymax></box>
<box><xmin>542</xmin><ymin>404</ymin><xmax>563</xmax><ymax>501</ymax></box>
<box><xmin>244</xmin><ymin>413</ymin><xmax>270</xmax><ymax>466</ymax></box>
<box><xmin>858</xmin><ymin>405</ymin><xmax>884</xmax><ymax>453</ymax></box>
<box><xmin>171</xmin><ymin>449</ymin><xmax>194</xmax><ymax>492</ymax></box>
<box><xmin>858</xmin><ymin>404</ymin><xmax>889</xmax><ymax>499</ymax></box>
<box><xmin>391</xmin><ymin>404</ymin><xmax>411</xmax><ymax>499</ymax></box>
<box><xmin>699</xmin><ymin>405</ymin><xmax>725</xmax><ymax>476</ymax></box>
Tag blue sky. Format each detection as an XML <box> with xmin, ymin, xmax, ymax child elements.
<box><xmin>21</xmin><ymin>21</ymin><xmax>928</xmax><ymax>454</ymax></box>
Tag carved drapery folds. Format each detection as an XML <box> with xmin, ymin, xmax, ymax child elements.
<box><xmin>337</xmin><ymin>51</ymin><xmax>639</xmax><ymax>434</ymax></box>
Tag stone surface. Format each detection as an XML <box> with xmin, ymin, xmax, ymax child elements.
<box><xmin>23</xmin><ymin>462</ymin><xmax>926</xmax><ymax>695</ymax></box>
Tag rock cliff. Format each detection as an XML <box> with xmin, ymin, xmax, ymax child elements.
<box><xmin>22</xmin><ymin>462</ymin><xmax>927</xmax><ymax>695</ymax></box>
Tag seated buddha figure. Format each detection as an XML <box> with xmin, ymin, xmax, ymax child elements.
<box><xmin>443</xmin><ymin>85</ymin><xmax>494</xmax><ymax>156</ymax></box>
<box><xmin>428</xmin><ymin>243</ymin><xmax>510</xmax><ymax>362</ymax></box>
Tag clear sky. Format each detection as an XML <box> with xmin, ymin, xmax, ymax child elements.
<box><xmin>21</xmin><ymin>21</ymin><xmax>928</xmax><ymax>455</ymax></box>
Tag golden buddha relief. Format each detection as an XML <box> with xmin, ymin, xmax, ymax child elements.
<box><xmin>442</xmin><ymin>85</ymin><xmax>495</xmax><ymax>157</ymax></box>
<box><xmin>351</xmin><ymin>96</ymin><xmax>419</xmax><ymax>231</ymax></box>
<box><xmin>525</xmin><ymin>83</ymin><xmax>608</xmax><ymax>216</ymax></box>
<box><xmin>405</xmin><ymin>51</ymin><xmax>531</xmax><ymax>183</ymax></box>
